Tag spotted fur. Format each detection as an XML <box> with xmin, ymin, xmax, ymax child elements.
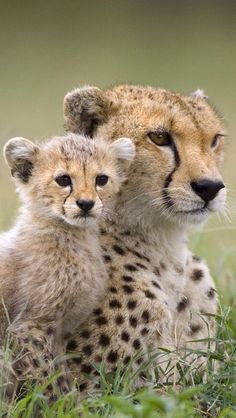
<box><xmin>63</xmin><ymin>84</ymin><xmax>225</xmax><ymax>393</ymax></box>
<box><xmin>0</xmin><ymin>133</ymin><xmax>135</xmax><ymax>395</ymax></box>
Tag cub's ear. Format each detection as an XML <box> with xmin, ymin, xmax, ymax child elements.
<box><xmin>4</xmin><ymin>137</ymin><xmax>39</xmax><ymax>183</ymax></box>
<box><xmin>109</xmin><ymin>137</ymin><xmax>135</xmax><ymax>170</ymax></box>
<box><xmin>63</xmin><ymin>86</ymin><xmax>112</xmax><ymax>136</ymax></box>
<box><xmin>191</xmin><ymin>89</ymin><xmax>208</xmax><ymax>100</ymax></box>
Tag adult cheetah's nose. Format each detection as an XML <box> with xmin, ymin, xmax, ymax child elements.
<box><xmin>190</xmin><ymin>179</ymin><xmax>225</xmax><ymax>203</ymax></box>
<box><xmin>76</xmin><ymin>199</ymin><xmax>95</xmax><ymax>212</ymax></box>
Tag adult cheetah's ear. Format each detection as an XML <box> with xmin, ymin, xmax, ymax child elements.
<box><xmin>191</xmin><ymin>89</ymin><xmax>208</xmax><ymax>100</ymax></box>
<box><xmin>109</xmin><ymin>137</ymin><xmax>135</xmax><ymax>171</ymax></box>
<box><xmin>63</xmin><ymin>86</ymin><xmax>113</xmax><ymax>136</ymax></box>
<box><xmin>4</xmin><ymin>137</ymin><xmax>39</xmax><ymax>183</ymax></box>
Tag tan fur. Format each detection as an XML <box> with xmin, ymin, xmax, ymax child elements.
<box><xmin>0</xmin><ymin>133</ymin><xmax>135</xmax><ymax>393</ymax></box>
<box><xmin>63</xmin><ymin>84</ymin><xmax>226</xmax><ymax>393</ymax></box>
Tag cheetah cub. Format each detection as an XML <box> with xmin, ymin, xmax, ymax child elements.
<box><xmin>0</xmin><ymin>133</ymin><xmax>135</xmax><ymax>384</ymax></box>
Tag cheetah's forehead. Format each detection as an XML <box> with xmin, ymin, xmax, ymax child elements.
<box><xmin>41</xmin><ymin>134</ymin><xmax>107</xmax><ymax>163</ymax></box>
<box><xmin>105</xmin><ymin>84</ymin><xmax>223</xmax><ymax>132</ymax></box>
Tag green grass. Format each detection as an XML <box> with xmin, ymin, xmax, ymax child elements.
<box><xmin>0</xmin><ymin>2</ymin><xmax>236</xmax><ymax>415</ymax></box>
<box><xmin>0</xmin><ymin>297</ymin><xmax>236</xmax><ymax>417</ymax></box>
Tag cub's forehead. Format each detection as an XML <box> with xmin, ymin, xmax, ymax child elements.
<box><xmin>41</xmin><ymin>134</ymin><xmax>106</xmax><ymax>163</ymax></box>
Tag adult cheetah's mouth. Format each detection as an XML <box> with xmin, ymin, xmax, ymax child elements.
<box><xmin>176</xmin><ymin>207</ymin><xmax>209</xmax><ymax>215</ymax></box>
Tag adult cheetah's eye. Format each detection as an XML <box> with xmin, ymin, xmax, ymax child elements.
<box><xmin>55</xmin><ymin>174</ymin><xmax>72</xmax><ymax>187</ymax></box>
<box><xmin>148</xmin><ymin>131</ymin><xmax>172</xmax><ymax>147</ymax></box>
<box><xmin>96</xmin><ymin>174</ymin><xmax>109</xmax><ymax>187</ymax></box>
<box><xmin>211</xmin><ymin>134</ymin><xmax>222</xmax><ymax>149</ymax></box>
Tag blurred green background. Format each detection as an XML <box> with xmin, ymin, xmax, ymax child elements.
<box><xmin>0</xmin><ymin>0</ymin><xmax>235</xmax><ymax>299</ymax></box>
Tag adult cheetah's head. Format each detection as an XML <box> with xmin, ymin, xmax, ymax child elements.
<box><xmin>63</xmin><ymin>84</ymin><xmax>226</xmax><ymax>227</ymax></box>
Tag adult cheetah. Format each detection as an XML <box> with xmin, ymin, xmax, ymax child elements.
<box><xmin>63</xmin><ymin>84</ymin><xmax>226</xmax><ymax>393</ymax></box>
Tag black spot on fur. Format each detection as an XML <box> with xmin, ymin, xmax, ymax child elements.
<box><xmin>95</xmin><ymin>316</ymin><xmax>108</xmax><ymax>326</ymax></box>
<box><xmin>109</xmin><ymin>286</ymin><xmax>118</xmax><ymax>293</ymax></box>
<box><xmin>107</xmin><ymin>350</ymin><xmax>118</xmax><ymax>363</ymax></box>
<box><xmin>122</xmin><ymin>275</ymin><xmax>134</xmax><ymax>283</ymax></box>
<box><xmin>129</xmin><ymin>316</ymin><xmax>138</xmax><ymax>328</ymax></box>
<box><xmin>100</xmin><ymin>228</ymin><xmax>107</xmax><ymax>235</ymax></box>
<box><xmin>115</xmin><ymin>314</ymin><xmax>125</xmax><ymax>325</ymax></box>
<box><xmin>152</xmin><ymin>281</ymin><xmax>161</xmax><ymax>289</ymax></box>
<box><xmin>141</xmin><ymin>310</ymin><xmax>150</xmax><ymax>323</ymax></box>
<box><xmin>131</xmin><ymin>250</ymin><xmax>150</xmax><ymax>262</ymax></box>
<box><xmin>190</xmin><ymin>324</ymin><xmax>202</xmax><ymax>334</ymax></box>
<box><xmin>110</xmin><ymin>299</ymin><xmax>122</xmax><ymax>309</ymax></box>
<box><xmin>207</xmin><ymin>287</ymin><xmax>216</xmax><ymax>298</ymax></box>
<box><xmin>113</xmin><ymin>244</ymin><xmax>125</xmax><ymax>255</ymax></box>
<box><xmin>177</xmin><ymin>297</ymin><xmax>189</xmax><ymax>312</ymax></box>
<box><xmin>133</xmin><ymin>339</ymin><xmax>141</xmax><ymax>350</ymax></box>
<box><xmin>144</xmin><ymin>290</ymin><xmax>156</xmax><ymax>299</ymax></box>
<box><xmin>99</xmin><ymin>333</ymin><xmax>110</xmax><ymax>346</ymax></box>
<box><xmin>122</xmin><ymin>285</ymin><xmax>134</xmax><ymax>294</ymax></box>
<box><xmin>124</xmin><ymin>264</ymin><xmax>138</xmax><ymax>272</ymax></box>
<box><xmin>67</xmin><ymin>340</ymin><xmax>77</xmax><ymax>351</ymax></box>
<box><xmin>81</xmin><ymin>364</ymin><xmax>92</xmax><ymax>374</ymax></box>
<box><xmin>79</xmin><ymin>382</ymin><xmax>87</xmax><ymax>392</ymax></box>
<box><xmin>121</xmin><ymin>331</ymin><xmax>130</xmax><ymax>342</ymax></box>
<box><xmin>103</xmin><ymin>254</ymin><xmax>112</xmax><ymax>263</ymax></box>
<box><xmin>191</xmin><ymin>269</ymin><xmax>204</xmax><ymax>281</ymax></box>
<box><xmin>141</xmin><ymin>327</ymin><xmax>149</xmax><ymax>336</ymax></box>
<box><xmin>82</xmin><ymin>345</ymin><xmax>93</xmax><ymax>356</ymax></box>
<box><xmin>154</xmin><ymin>267</ymin><xmax>161</xmax><ymax>276</ymax></box>
<box><xmin>80</xmin><ymin>330</ymin><xmax>91</xmax><ymax>338</ymax></box>
<box><xmin>127</xmin><ymin>300</ymin><xmax>137</xmax><ymax>310</ymax></box>
<box><xmin>136</xmin><ymin>262</ymin><xmax>147</xmax><ymax>269</ymax></box>
<box><xmin>93</xmin><ymin>308</ymin><xmax>103</xmax><ymax>316</ymax></box>
<box><xmin>124</xmin><ymin>355</ymin><xmax>131</xmax><ymax>365</ymax></box>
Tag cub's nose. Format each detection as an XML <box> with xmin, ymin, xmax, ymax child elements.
<box><xmin>76</xmin><ymin>199</ymin><xmax>95</xmax><ymax>212</ymax></box>
<box><xmin>191</xmin><ymin>179</ymin><xmax>225</xmax><ymax>203</ymax></box>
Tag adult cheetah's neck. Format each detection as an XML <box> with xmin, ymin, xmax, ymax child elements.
<box><xmin>100</xmin><ymin>217</ymin><xmax>188</xmax><ymax>267</ymax></box>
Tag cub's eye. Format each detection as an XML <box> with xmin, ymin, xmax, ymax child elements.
<box><xmin>55</xmin><ymin>175</ymin><xmax>72</xmax><ymax>187</ymax></box>
<box><xmin>148</xmin><ymin>131</ymin><xmax>172</xmax><ymax>146</ymax></box>
<box><xmin>211</xmin><ymin>135</ymin><xmax>221</xmax><ymax>149</ymax></box>
<box><xmin>96</xmin><ymin>174</ymin><xmax>109</xmax><ymax>187</ymax></box>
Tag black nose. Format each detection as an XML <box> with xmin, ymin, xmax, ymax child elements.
<box><xmin>76</xmin><ymin>199</ymin><xmax>95</xmax><ymax>212</ymax></box>
<box><xmin>191</xmin><ymin>179</ymin><xmax>225</xmax><ymax>202</ymax></box>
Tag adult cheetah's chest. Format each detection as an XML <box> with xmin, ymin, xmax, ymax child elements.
<box><xmin>100</xmin><ymin>225</ymin><xmax>187</xmax><ymax>316</ymax></box>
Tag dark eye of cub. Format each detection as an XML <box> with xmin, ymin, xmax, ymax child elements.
<box><xmin>148</xmin><ymin>131</ymin><xmax>172</xmax><ymax>146</ymax></box>
<box><xmin>55</xmin><ymin>175</ymin><xmax>72</xmax><ymax>187</ymax></box>
<box><xmin>96</xmin><ymin>174</ymin><xmax>109</xmax><ymax>186</ymax></box>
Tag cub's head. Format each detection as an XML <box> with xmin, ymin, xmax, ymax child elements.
<box><xmin>4</xmin><ymin>134</ymin><xmax>135</xmax><ymax>226</ymax></box>
<box><xmin>64</xmin><ymin>85</ymin><xmax>226</xmax><ymax>227</ymax></box>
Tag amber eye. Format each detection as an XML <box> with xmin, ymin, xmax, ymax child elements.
<box><xmin>55</xmin><ymin>175</ymin><xmax>72</xmax><ymax>187</ymax></box>
<box><xmin>148</xmin><ymin>131</ymin><xmax>172</xmax><ymax>146</ymax></box>
<box><xmin>211</xmin><ymin>135</ymin><xmax>221</xmax><ymax>149</ymax></box>
<box><xmin>96</xmin><ymin>174</ymin><xmax>109</xmax><ymax>186</ymax></box>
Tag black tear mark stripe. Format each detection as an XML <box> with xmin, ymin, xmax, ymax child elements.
<box><xmin>162</xmin><ymin>142</ymin><xmax>180</xmax><ymax>208</ymax></box>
